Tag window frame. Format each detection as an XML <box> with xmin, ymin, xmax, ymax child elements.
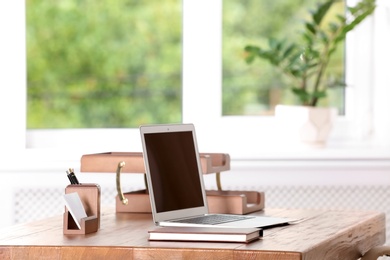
<box><xmin>0</xmin><ymin>1</ymin><xmax>26</xmax><ymax>151</ymax></box>
<box><xmin>182</xmin><ymin>0</ymin><xmax>386</xmax><ymax>157</ymax></box>
<box><xmin>2</xmin><ymin>0</ymin><xmax>389</xmax><ymax>158</ymax></box>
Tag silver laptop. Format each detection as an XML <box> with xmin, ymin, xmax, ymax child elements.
<box><xmin>140</xmin><ymin>123</ymin><xmax>294</xmax><ymax>228</ymax></box>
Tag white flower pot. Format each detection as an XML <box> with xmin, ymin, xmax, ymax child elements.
<box><xmin>275</xmin><ymin>105</ymin><xmax>337</xmax><ymax>146</ymax></box>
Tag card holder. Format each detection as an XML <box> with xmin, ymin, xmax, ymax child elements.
<box><xmin>63</xmin><ymin>183</ymin><xmax>101</xmax><ymax>235</ymax></box>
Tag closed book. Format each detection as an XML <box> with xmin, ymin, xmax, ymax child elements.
<box><xmin>148</xmin><ymin>226</ymin><xmax>262</xmax><ymax>243</ymax></box>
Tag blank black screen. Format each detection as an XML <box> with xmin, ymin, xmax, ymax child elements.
<box><xmin>144</xmin><ymin>131</ymin><xmax>204</xmax><ymax>213</ymax></box>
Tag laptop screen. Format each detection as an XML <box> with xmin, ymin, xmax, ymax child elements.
<box><xmin>143</xmin><ymin>130</ymin><xmax>204</xmax><ymax>213</ymax></box>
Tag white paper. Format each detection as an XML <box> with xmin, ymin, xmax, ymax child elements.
<box><xmin>63</xmin><ymin>192</ymin><xmax>87</xmax><ymax>229</ymax></box>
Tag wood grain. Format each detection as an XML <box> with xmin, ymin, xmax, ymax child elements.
<box><xmin>0</xmin><ymin>208</ymin><xmax>385</xmax><ymax>260</ymax></box>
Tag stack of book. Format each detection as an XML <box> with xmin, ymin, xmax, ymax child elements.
<box><xmin>148</xmin><ymin>226</ymin><xmax>262</xmax><ymax>243</ymax></box>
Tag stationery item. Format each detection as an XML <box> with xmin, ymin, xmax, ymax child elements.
<box><xmin>66</xmin><ymin>168</ymin><xmax>80</xmax><ymax>185</ymax></box>
<box><xmin>63</xmin><ymin>184</ymin><xmax>100</xmax><ymax>235</ymax></box>
<box><xmin>148</xmin><ymin>226</ymin><xmax>262</xmax><ymax>243</ymax></box>
<box><xmin>66</xmin><ymin>171</ymin><xmax>74</xmax><ymax>184</ymax></box>
<box><xmin>140</xmin><ymin>123</ymin><xmax>295</xmax><ymax>228</ymax></box>
<box><xmin>63</xmin><ymin>192</ymin><xmax>87</xmax><ymax>229</ymax></box>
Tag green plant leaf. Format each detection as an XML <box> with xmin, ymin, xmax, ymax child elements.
<box><xmin>292</xmin><ymin>87</ymin><xmax>310</xmax><ymax>104</ymax></box>
<box><xmin>336</xmin><ymin>14</ymin><xmax>346</xmax><ymax>23</ymax></box>
<box><xmin>302</xmin><ymin>32</ymin><xmax>314</xmax><ymax>45</ymax></box>
<box><xmin>305</xmin><ymin>22</ymin><xmax>316</xmax><ymax>35</ymax></box>
<box><xmin>288</xmin><ymin>52</ymin><xmax>303</xmax><ymax>65</ymax></box>
<box><xmin>327</xmin><ymin>46</ymin><xmax>338</xmax><ymax>59</ymax></box>
<box><xmin>348</xmin><ymin>6</ymin><xmax>357</xmax><ymax>14</ymax></box>
<box><xmin>245</xmin><ymin>54</ymin><xmax>255</xmax><ymax>64</ymax></box>
<box><xmin>269</xmin><ymin>38</ymin><xmax>280</xmax><ymax>49</ymax></box>
<box><xmin>329</xmin><ymin>22</ymin><xmax>339</xmax><ymax>33</ymax></box>
<box><xmin>244</xmin><ymin>45</ymin><xmax>260</xmax><ymax>53</ymax></box>
<box><xmin>290</xmin><ymin>69</ymin><xmax>303</xmax><ymax>78</ymax></box>
<box><xmin>242</xmin><ymin>0</ymin><xmax>376</xmax><ymax>107</ymax></box>
<box><xmin>312</xmin><ymin>0</ymin><xmax>334</xmax><ymax>25</ymax></box>
<box><xmin>312</xmin><ymin>90</ymin><xmax>327</xmax><ymax>99</ymax></box>
<box><xmin>319</xmin><ymin>31</ymin><xmax>329</xmax><ymax>44</ymax></box>
<box><xmin>275</xmin><ymin>41</ymin><xmax>284</xmax><ymax>52</ymax></box>
<box><xmin>282</xmin><ymin>44</ymin><xmax>296</xmax><ymax>59</ymax></box>
<box><xmin>244</xmin><ymin>45</ymin><xmax>260</xmax><ymax>64</ymax></box>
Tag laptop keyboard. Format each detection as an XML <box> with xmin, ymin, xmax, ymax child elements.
<box><xmin>172</xmin><ymin>214</ymin><xmax>254</xmax><ymax>225</ymax></box>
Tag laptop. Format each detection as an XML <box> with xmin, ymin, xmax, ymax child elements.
<box><xmin>140</xmin><ymin>123</ymin><xmax>294</xmax><ymax>228</ymax></box>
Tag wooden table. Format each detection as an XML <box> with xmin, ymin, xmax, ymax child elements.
<box><xmin>0</xmin><ymin>208</ymin><xmax>385</xmax><ymax>260</ymax></box>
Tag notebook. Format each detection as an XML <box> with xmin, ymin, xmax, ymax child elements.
<box><xmin>148</xmin><ymin>226</ymin><xmax>262</xmax><ymax>243</ymax></box>
<box><xmin>140</xmin><ymin>123</ymin><xmax>294</xmax><ymax>228</ymax></box>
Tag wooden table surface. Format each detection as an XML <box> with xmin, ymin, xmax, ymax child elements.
<box><xmin>0</xmin><ymin>208</ymin><xmax>385</xmax><ymax>260</ymax></box>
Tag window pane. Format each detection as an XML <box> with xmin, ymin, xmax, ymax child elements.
<box><xmin>26</xmin><ymin>0</ymin><xmax>182</xmax><ymax>128</ymax></box>
<box><xmin>223</xmin><ymin>0</ymin><xmax>345</xmax><ymax>116</ymax></box>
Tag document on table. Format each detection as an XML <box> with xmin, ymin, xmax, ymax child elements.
<box><xmin>63</xmin><ymin>192</ymin><xmax>87</xmax><ymax>229</ymax></box>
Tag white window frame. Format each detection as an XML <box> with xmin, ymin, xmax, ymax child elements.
<box><xmin>183</xmin><ymin>0</ymin><xmax>390</xmax><ymax>158</ymax></box>
<box><xmin>1</xmin><ymin>0</ymin><xmax>389</xmax><ymax>159</ymax></box>
<box><xmin>0</xmin><ymin>1</ymin><xmax>26</xmax><ymax>151</ymax></box>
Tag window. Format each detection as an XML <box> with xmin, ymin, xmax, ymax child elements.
<box><xmin>26</xmin><ymin>0</ymin><xmax>182</xmax><ymax>129</ymax></box>
<box><xmin>1</xmin><ymin>0</ymin><xmax>389</xmax><ymax>156</ymax></box>
<box><xmin>222</xmin><ymin>0</ymin><xmax>345</xmax><ymax>116</ymax></box>
<box><xmin>182</xmin><ymin>0</ymin><xmax>389</xmax><ymax>157</ymax></box>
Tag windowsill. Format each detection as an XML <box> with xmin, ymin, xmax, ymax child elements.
<box><xmin>232</xmin><ymin>141</ymin><xmax>390</xmax><ymax>161</ymax></box>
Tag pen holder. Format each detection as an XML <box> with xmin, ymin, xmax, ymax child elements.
<box><xmin>63</xmin><ymin>183</ymin><xmax>101</xmax><ymax>235</ymax></box>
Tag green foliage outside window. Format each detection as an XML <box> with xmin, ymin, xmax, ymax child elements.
<box><xmin>27</xmin><ymin>0</ymin><xmax>182</xmax><ymax>128</ymax></box>
<box><xmin>223</xmin><ymin>0</ymin><xmax>345</xmax><ymax>115</ymax></box>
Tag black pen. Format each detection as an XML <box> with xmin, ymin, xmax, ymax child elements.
<box><xmin>70</xmin><ymin>168</ymin><xmax>80</xmax><ymax>184</ymax></box>
<box><xmin>66</xmin><ymin>168</ymin><xmax>80</xmax><ymax>185</ymax></box>
<box><xmin>66</xmin><ymin>170</ymin><xmax>75</xmax><ymax>184</ymax></box>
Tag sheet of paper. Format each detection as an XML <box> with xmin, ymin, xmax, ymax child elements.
<box><xmin>63</xmin><ymin>192</ymin><xmax>87</xmax><ymax>229</ymax></box>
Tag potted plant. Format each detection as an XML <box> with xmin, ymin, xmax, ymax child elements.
<box><xmin>244</xmin><ymin>0</ymin><xmax>376</xmax><ymax>145</ymax></box>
